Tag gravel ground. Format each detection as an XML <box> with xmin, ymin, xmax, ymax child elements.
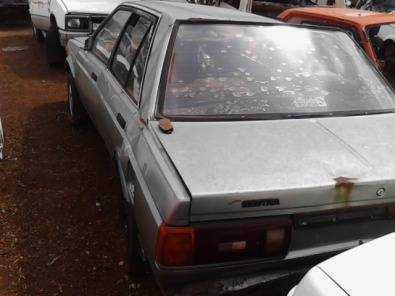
<box><xmin>0</xmin><ymin>22</ymin><xmax>159</xmax><ymax>296</ymax></box>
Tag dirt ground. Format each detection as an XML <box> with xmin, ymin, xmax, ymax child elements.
<box><xmin>0</xmin><ymin>12</ymin><xmax>299</xmax><ymax>296</ymax></box>
<box><xmin>0</xmin><ymin>20</ymin><xmax>159</xmax><ymax>296</ymax></box>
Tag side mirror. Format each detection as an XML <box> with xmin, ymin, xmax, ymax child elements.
<box><xmin>84</xmin><ymin>36</ymin><xmax>92</xmax><ymax>51</ymax></box>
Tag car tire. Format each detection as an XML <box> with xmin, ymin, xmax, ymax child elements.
<box><xmin>45</xmin><ymin>23</ymin><xmax>65</xmax><ymax>65</ymax></box>
<box><xmin>32</xmin><ymin>25</ymin><xmax>44</xmax><ymax>42</ymax></box>
<box><xmin>66</xmin><ymin>76</ymin><xmax>89</xmax><ymax>126</ymax></box>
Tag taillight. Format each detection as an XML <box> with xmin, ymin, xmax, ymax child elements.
<box><xmin>155</xmin><ymin>225</ymin><xmax>195</xmax><ymax>267</ymax></box>
<box><xmin>264</xmin><ymin>228</ymin><xmax>287</xmax><ymax>256</ymax></box>
<box><xmin>155</xmin><ymin>218</ymin><xmax>292</xmax><ymax>267</ymax></box>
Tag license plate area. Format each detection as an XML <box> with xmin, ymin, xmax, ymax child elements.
<box><xmin>294</xmin><ymin>206</ymin><xmax>387</xmax><ymax>228</ymax></box>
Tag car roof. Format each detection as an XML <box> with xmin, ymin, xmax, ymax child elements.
<box><xmin>282</xmin><ymin>7</ymin><xmax>395</xmax><ymax>27</ymax></box>
<box><xmin>122</xmin><ymin>0</ymin><xmax>279</xmax><ymax>23</ymax></box>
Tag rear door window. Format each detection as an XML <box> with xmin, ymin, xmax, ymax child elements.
<box><xmin>126</xmin><ymin>21</ymin><xmax>155</xmax><ymax>104</ymax></box>
<box><xmin>92</xmin><ymin>10</ymin><xmax>131</xmax><ymax>64</ymax></box>
<box><xmin>111</xmin><ymin>14</ymin><xmax>153</xmax><ymax>93</ymax></box>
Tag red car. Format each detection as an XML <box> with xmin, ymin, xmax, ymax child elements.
<box><xmin>279</xmin><ymin>8</ymin><xmax>395</xmax><ymax>84</ymax></box>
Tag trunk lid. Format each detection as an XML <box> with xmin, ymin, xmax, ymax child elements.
<box><xmin>153</xmin><ymin>114</ymin><xmax>395</xmax><ymax>222</ymax></box>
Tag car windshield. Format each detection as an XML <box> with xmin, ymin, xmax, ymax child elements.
<box><xmin>162</xmin><ymin>24</ymin><xmax>395</xmax><ymax>119</ymax></box>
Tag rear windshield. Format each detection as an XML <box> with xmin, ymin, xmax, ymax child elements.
<box><xmin>161</xmin><ymin>24</ymin><xmax>395</xmax><ymax>119</ymax></box>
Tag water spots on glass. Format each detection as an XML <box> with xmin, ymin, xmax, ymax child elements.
<box><xmin>163</xmin><ymin>24</ymin><xmax>395</xmax><ymax>117</ymax></box>
<box><xmin>294</xmin><ymin>97</ymin><xmax>328</xmax><ymax>108</ymax></box>
<box><xmin>260</xmin><ymin>86</ymin><xmax>268</xmax><ymax>92</ymax></box>
<box><xmin>283</xmin><ymin>90</ymin><xmax>296</xmax><ymax>95</ymax></box>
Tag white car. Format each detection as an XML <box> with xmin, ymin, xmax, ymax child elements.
<box><xmin>28</xmin><ymin>0</ymin><xmax>125</xmax><ymax>63</ymax></box>
<box><xmin>289</xmin><ymin>233</ymin><xmax>395</xmax><ymax>296</ymax></box>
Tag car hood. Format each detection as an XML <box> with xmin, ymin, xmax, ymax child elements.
<box><xmin>318</xmin><ymin>232</ymin><xmax>395</xmax><ymax>295</ymax></box>
<box><xmin>63</xmin><ymin>0</ymin><xmax>125</xmax><ymax>14</ymax></box>
<box><xmin>153</xmin><ymin>114</ymin><xmax>395</xmax><ymax>221</ymax></box>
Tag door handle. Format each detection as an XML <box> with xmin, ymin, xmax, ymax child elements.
<box><xmin>116</xmin><ymin>113</ymin><xmax>126</xmax><ymax>130</ymax></box>
<box><xmin>90</xmin><ymin>72</ymin><xmax>97</xmax><ymax>81</ymax></box>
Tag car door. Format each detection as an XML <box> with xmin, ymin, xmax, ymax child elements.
<box><xmin>74</xmin><ymin>9</ymin><xmax>131</xmax><ymax>145</ymax></box>
<box><xmin>101</xmin><ymin>9</ymin><xmax>157</xmax><ymax>152</ymax></box>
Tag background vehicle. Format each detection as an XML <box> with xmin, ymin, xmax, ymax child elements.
<box><xmin>252</xmin><ymin>0</ymin><xmax>317</xmax><ymax>18</ymax></box>
<box><xmin>0</xmin><ymin>0</ymin><xmax>27</xmax><ymax>8</ymax></box>
<box><xmin>219</xmin><ymin>0</ymin><xmax>253</xmax><ymax>11</ymax></box>
<box><xmin>355</xmin><ymin>0</ymin><xmax>395</xmax><ymax>12</ymax></box>
<box><xmin>288</xmin><ymin>233</ymin><xmax>395</xmax><ymax>296</ymax></box>
<box><xmin>212</xmin><ymin>0</ymin><xmax>348</xmax><ymax>18</ymax></box>
<box><xmin>251</xmin><ymin>0</ymin><xmax>351</xmax><ymax>18</ymax></box>
<box><xmin>279</xmin><ymin>8</ymin><xmax>395</xmax><ymax>86</ymax></box>
<box><xmin>66</xmin><ymin>0</ymin><xmax>395</xmax><ymax>293</ymax></box>
<box><xmin>28</xmin><ymin>0</ymin><xmax>125</xmax><ymax>64</ymax></box>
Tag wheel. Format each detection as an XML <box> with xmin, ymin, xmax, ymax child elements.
<box><xmin>66</xmin><ymin>76</ymin><xmax>89</xmax><ymax>126</ymax></box>
<box><xmin>45</xmin><ymin>23</ymin><xmax>65</xmax><ymax>65</ymax></box>
<box><xmin>32</xmin><ymin>25</ymin><xmax>44</xmax><ymax>42</ymax></box>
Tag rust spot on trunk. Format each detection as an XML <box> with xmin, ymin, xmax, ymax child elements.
<box><xmin>334</xmin><ymin>177</ymin><xmax>356</xmax><ymax>205</ymax></box>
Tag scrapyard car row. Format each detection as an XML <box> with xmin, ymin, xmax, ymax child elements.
<box><xmin>59</xmin><ymin>0</ymin><xmax>395</xmax><ymax>293</ymax></box>
<box><xmin>28</xmin><ymin>0</ymin><xmax>127</xmax><ymax>63</ymax></box>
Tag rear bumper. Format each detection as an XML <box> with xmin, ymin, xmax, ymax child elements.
<box><xmin>155</xmin><ymin>218</ymin><xmax>395</xmax><ymax>295</ymax></box>
<box><xmin>157</xmin><ymin>243</ymin><xmax>351</xmax><ymax>295</ymax></box>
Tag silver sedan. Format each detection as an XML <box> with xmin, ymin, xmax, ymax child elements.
<box><xmin>65</xmin><ymin>1</ymin><xmax>395</xmax><ymax>293</ymax></box>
